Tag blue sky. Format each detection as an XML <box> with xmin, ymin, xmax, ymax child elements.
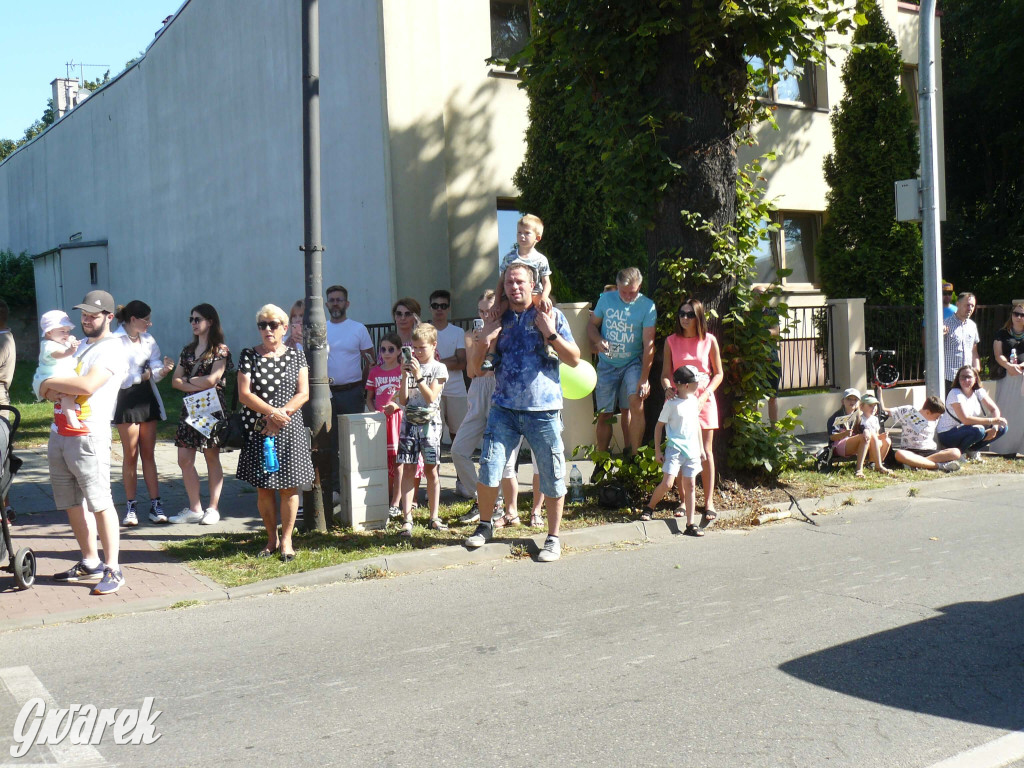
<box><xmin>1</xmin><ymin>2</ymin><xmax>176</xmax><ymax>139</ymax></box>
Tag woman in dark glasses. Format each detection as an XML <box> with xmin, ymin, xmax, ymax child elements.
<box><xmin>236</xmin><ymin>304</ymin><xmax>314</xmax><ymax>561</ymax></box>
<box><xmin>660</xmin><ymin>297</ymin><xmax>723</xmax><ymax>521</ymax></box>
<box><xmin>987</xmin><ymin>303</ymin><xmax>1024</xmax><ymax>456</ymax></box>
<box><xmin>170</xmin><ymin>303</ymin><xmax>233</xmax><ymax>525</ymax></box>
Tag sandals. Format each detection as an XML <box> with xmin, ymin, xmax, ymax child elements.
<box><xmin>256</xmin><ymin>548</ymin><xmax>277</xmax><ymax>558</ymax></box>
<box><xmin>427</xmin><ymin>518</ymin><xmax>448</xmax><ymax>531</ymax></box>
<box><xmin>854</xmin><ymin>470</ymin><xmax>866</xmax><ymax>479</ymax></box>
<box><xmin>529</xmin><ymin>512</ymin><xmax>544</xmax><ymax>527</ymax></box>
<box><xmin>491</xmin><ymin>512</ymin><xmax>520</xmax><ymax>529</ymax></box>
<box><xmin>400</xmin><ymin>520</ymin><xmax>413</xmax><ymax>537</ymax></box>
<box><xmin>640</xmin><ymin>509</ymin><xmax>654</xmax><ymax>522</ymax></box>
<box><xmin>683</xmin><ymin>524</ymin><xmax>704</xmax><ymax>537</ymax></box>
<box><xmin>702</xmin><ymin>507</ymin><xmax>718</xmax><ymax>522</ymax></box>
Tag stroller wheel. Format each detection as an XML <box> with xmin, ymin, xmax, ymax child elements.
<box><xmin>13</xmin><ymin>547</ymin><xmax>35</xmax><ymax>590</ymax></box>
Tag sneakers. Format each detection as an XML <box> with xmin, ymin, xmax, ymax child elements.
<box><xmin>458</xmin><ymin>503</ymin><xmax>481</xmax><ymax>524</ymax></box>
<box><xmin>454</xmin><ymin>482</ymin><xmax>475</xmax><ymax>500</ymax></box>
<box><xmin>91</xmin><ymin>567</ymin><xmax>125</xmax><ymax>595</ymax></box>
<box><xmin>200</xmin><ymin>508</ymin><xmax>220</xmax><ymax>525</ymax></box>
<box><xmin>53</xmin><ymin>560</ymin><xmax>105</xmax><ymax>582</ymax></box>
<box><xmin>148</xmin><ymin>499</ymin><xmax>168</xmax><ymax>524</ymax></box>
<box><xmin>122</xmin><ymin>500</ymin><xmax>139</xmax><ymax>527</ymax></box>
<box><xmin>465</xmin><ymin>521</ymin><xmax>493</xmax><ymax>549</ymax></box>
<box><xmin>537</xmin><ymin>535</ymin><xmax>561</xmax><ymax>562</ymax></box>
<box><xmin>388</xmin><ymin>505</ymin><xmax>403</xmax><ymax>519</ymax></box>
<box><xmin>937</xmin><ymin>460</ymin><xmax>961</xmax><ymax>473</ymax></box>
<box><xmin>169</xmin><ymin>508</ymin><xmax>205</xmax><ymax>524</ymax></box>
<box><xmin>966</xmin><ymin>451</ymin><xmax>983</xmax><ymax>463</ymax></box>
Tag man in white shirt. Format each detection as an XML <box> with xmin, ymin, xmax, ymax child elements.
<box><xmin>326</xmin><ymin>284</ymin><xmax>374</xmax><ymax>493</ymax></box>
<box><xmin>42</xmin><ymin>290</ymin><xmax>129</xmax><ymax>595</ymax></box>
<box><xmin>943</xmin><ymin>292</ymin><xmax>980</xmax><ymax>390</ymax></box>
<box><xmin>429</xmin><ymin>290</ymin><xmax>467</xmax><ymax>460</ymax></box>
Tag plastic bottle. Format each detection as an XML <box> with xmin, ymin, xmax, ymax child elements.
<box><xmin>1010</xmin><ymin>348</ymin><xmax>1018</xmax><ymax>366</ymax></box>
<box><xmin>568</xmin><ymin>464</ymin><xmax>583</xmax><ymax>503</ymax></box>
<box><xmin>263</xmin><ymin>435</ymin><xmax>280</xmax><ymax>473</ymax></box>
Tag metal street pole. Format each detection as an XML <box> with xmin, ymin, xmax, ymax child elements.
<box><xmin>301</xmin><ymin>0</ymin><xmax>331</xmax><ymax>531</ymax></box>
<box><xmin>919</xmin><ymin>0</ymin><xmax>944</xmax><ymax>398</ymax></box>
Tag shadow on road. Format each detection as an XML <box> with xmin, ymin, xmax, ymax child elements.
<box><xmin>780</xmin><ymin>593</ymin><xmax>1024</xmax><ymax>730</ymax></box>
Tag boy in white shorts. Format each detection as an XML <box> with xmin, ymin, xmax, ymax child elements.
<box><xmin>642</xmin><ymin>365</ymin><xmax>706</xmax><ymax>537</ymax></box>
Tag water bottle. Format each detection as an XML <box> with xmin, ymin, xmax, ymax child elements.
<box><xmin>262</xmin><ymin>435</ymin><xmax>280</xmax><ymax>473</ymax></box>
<box><xmin>1010</xmin><ymin>348</ymin><xmax>1018</xmax><ymax>366</ymax></box>
<box><xmin>568</xmin><ymin>464</ymin><xmax>583</xmax><ymax>503</ymax></box>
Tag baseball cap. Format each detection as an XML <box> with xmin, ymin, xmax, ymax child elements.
<box><xmin>673</xmin><ymin>365</ymin><xmax>699</xmax><ymax>385</ymax></box>
<box><xmin>942</xmin><ymin>281</ymin><xmax>954</xmax><ymax>291</ymax></box>
<box><xmin>842</xmin><ymin>388</ymin><xmax>861</xmax><ymax>400</ymax></box>
<box><xmin>73</xmin><ymin>290</ymin><xmax>115</xmax><ymax>315</ymax></box>
<box><xmin>39</xmin><ymin>310</ymin><xmax>74</xmax><ymax>336</ymax></box>
<box><xmin>860</xmin><ymin>394</ymin><xmax>879</xmax><ymax>405</ymax></box>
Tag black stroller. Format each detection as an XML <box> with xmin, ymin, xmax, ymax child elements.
<box><xmin>1</xmin><ymin>404</ymin><xmax>35</xmax><ymax>589</ymax></box>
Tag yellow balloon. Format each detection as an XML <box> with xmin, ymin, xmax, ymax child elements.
<box><xmin>559</xmin><ymin>360</ymin><xmax>597</xmax><ymax>400</ymax></box>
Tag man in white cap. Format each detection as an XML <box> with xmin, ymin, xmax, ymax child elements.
<box><xmin>42</xmin><ymin>290</ymin><xmax>128</xmax><ymax>595</ymax></box>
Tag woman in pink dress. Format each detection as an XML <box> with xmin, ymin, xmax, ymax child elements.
<box><xmin>660</xmin><ymin>297</ymin><xmax>723</xmax><ymax>518</ymax></box>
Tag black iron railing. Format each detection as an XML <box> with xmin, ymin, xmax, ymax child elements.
<box><xmin>778</xmin><ymin>304</ymin><xmax>835</xmax><ymax>392</ymax></box>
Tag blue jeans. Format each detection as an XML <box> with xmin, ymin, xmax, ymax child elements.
<box><xmin>479</xmin><ymin>405</ymin><xmax>566</xmax><ymax>498</ymax></box>
<box><xmin>937</xmin><ymin>423</ymin><xmax>1007</xmax><ymax>453</ymax></box>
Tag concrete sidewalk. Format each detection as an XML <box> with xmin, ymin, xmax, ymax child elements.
<box><xmin>0</xmin><ymin>440</ymin><xmax>599</xmax><ymax>630</ymax></box>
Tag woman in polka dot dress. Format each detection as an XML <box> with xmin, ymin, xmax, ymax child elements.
<box><xmin>236</xmin><ymin>304</ymin><xmax>315</xmax><ymax>561</ymax></box>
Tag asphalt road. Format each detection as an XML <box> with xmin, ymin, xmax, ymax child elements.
<box><xmin>3</xmin><ymin>474</ymin><xmax>1024</xmax><ymax>767</ymax></box>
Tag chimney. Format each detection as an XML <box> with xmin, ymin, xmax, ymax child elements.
<box><xmin>50</xmin><ymin>78</ymin><xmax>81</xmax><ymax>119</ymax></box>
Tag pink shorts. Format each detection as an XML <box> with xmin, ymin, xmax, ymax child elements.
<box><xmin>833</xmin><ymin>437</ymin><xmax>852</xmax><ymax>457</ymax></box>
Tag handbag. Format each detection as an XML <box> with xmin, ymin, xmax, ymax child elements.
<box><xmin>597</xmin><ymin>483</ymin><xmax>631</xmax><ymax>509</ymax></box>
<box><xmin>217</xmin><ymin>376</ymin><xmax>246</xmax><ymax>450</ymax></box>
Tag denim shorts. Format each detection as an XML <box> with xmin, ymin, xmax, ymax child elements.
<box><xmin>397</xmin><ymin>420</ymin><xmax>442</xmax><ymax>465</ymax></box>
<box><xmin>595</xmin><ymin>357</ymin><xmax>642</xmax><ymax>414</ymax></box>
<box><xmin>479</xmin><ymin>406</ymin><xmax>566</xmax><ymax>498</ymax></box>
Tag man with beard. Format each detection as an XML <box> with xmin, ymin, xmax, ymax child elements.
<box><xmin>326</xmin><ymin>285</ymin><xmax>374</xmax><ymax>493</ymax></box>
<box><xmin>43</xmin><ymin>291</ymin><xmax>128</xmax><ymax>594</ymax></box>
<box><xmin>464</xmin><ymin>263</ymin><xmax>580</xmax><ymax>562</ymax></box>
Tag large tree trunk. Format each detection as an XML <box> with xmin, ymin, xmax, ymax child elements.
<box><xmin>643</xmin><ymin>23</ymin><xmax>747</xmax><ymax>475</ymax></box>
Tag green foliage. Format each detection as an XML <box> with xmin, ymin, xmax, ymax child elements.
<box><xmin>942</xmin><ymin>0</ymin><xmax>1024</xmax><ymax>302</ymax></box>
<box><xmin>508</xmin><ymin>0</ymin><xmax>856</xmax><ymax>477</ymax></box>
<box><xmin>82</xmin><ymin>71</ymin><xmax>111</xmax><ymax>92</ymax></box>
<box><xmin>576</xmin><ymin>445</ymin><xmax>663</xmax><ymax>501</ymax></box>
<box><xmin>0</xmin><ymin>250</ymin><xmax>36</xmax><ymax>310</ymax></box>
<box><xmin>815</xmin><ymin>2</ymin><xmax>922</xmax><ymax>305</ymax></box>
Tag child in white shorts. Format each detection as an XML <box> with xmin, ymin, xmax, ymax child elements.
<box><xmin>642</xmin><ymin>365</ymin><xmax>706</xmax><ymax>536</ymax></box>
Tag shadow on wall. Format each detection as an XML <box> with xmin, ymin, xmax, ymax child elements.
<box><xmin>388</xmin><ymin>77</ymin><xmax>502</xmax><ymax>308</ymax></box>
<box><xmin>750</xmin><ymin>106</ymin><xmax>817</xmax><ymax>176</ymax></box>
<box><xmin>780</xmin><ymin>592</ymin><xmax>1024</xmax><ymax>731</ymax></box>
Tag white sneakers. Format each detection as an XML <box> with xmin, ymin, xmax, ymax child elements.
<box><xmin>200</xmin><ymin>508</ymin><xmax>220</xmax><ymax>525</ymax></box>
<box><xmin>169</xmin><ymin>508</ymin><xmax>205</xmax><ymax>524</ymax></box>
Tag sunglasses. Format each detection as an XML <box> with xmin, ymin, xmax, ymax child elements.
<box><xmin>394</xmin><ymin>310</ymin><xmax>414</xmax><ymax>318</ymax></box>
<box><xmin>257</xmin><ymin>321</ymin><xmax>282</xmax><ymax>330</ymax></box>
<box><xmin>942</xmin><ymin>291</ymin><xmax>953</xmax><ymax>295</ymax></box>
<box><xmin>678</xmin><ymin>309</ymin><xmax>697</xmax><ymax>319</ymax></box>
<box><xmin>430</xmin><ymin>302</ymin><xmax>449</xmax><ymax>310</ymax></box>
<box><xmin>380</xmin><ymin>344</ymin><xmax>398</xmax><ymax>354</ymax></box>
<box><xmin>1013</xmin><ymin>312</ymin><xmax>1024</xmax><ymax>319</ymax></box>
<box><xmin>189</xmin><ymin>316</ymin><xmax>205</xmax><ymax>323</ymax></box>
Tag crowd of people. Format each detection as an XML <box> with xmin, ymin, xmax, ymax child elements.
<box><xmin>6</xmin><ymin>217</ymin><xmax>1024</xmax><ymax>596</ymax></box>
<box><xmin>826</xmin><ymin>286</ymin><xmax>1024</xmax><ymax>473</ymax></box>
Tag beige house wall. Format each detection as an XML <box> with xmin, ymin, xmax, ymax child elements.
<box><xmin>381</xmin><ymin>0</ymin><xmax>528</xmax><ymax>318</ymax></box>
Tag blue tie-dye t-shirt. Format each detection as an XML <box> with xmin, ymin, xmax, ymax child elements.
<box><xmin>492</xmin><ymin>307</ymin><xmax>574</xmax><ymax>411</ymax></box>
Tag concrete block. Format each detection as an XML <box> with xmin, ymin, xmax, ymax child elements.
<box><xmin>337</xmin><ymin>468</ymin><xmax>390</xmax><ymax>531</ymax></box>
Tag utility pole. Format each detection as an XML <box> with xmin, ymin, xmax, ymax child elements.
<box><xmin>919</xmin><ymin>0</ymin><xmax>944</xmax><ymax>398</ymax></box>
<box><xmin>301</xmin><ymin>0</ymin><xmax>331</xmax><ymax>531</ymax></box>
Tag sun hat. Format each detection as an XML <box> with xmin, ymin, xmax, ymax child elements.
<box><xmin>39</xmin><ymin>310</ymin><xmax>74</xmax><ymax>336</ymax></box>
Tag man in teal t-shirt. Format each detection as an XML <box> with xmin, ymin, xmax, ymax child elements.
<box><xmin>587</xmin><ymin>267</ymin><xmax>657</xmax><ymax>456</ymax></box>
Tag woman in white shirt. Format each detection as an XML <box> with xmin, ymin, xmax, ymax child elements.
<box><xmin>113</xmin><ymin>300</ymin><xmax>174</xmax><ymax>526</ymax></box>
<box><xmin>936</xmin><ymin>365</ymin><xmax>1008</xmax><ymax>461</ymax></box>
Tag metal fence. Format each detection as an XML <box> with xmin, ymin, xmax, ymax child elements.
<box><xmin>865</xmin><ymin>303</ymin><xmax>1012</xmax><ymax>384</ymax></box>
<box><xmin>365</xmin><ymin>317</ymin><xmax>476</xmax><ymax>349</ymax></box>
<box><xmin>778</xmin><ymin>304</ymin><xmax>835</xmax><ymax>392</ymax></box>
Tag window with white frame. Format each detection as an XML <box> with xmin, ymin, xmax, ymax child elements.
<box><xmin>753</xmin><ymin>211</ymin><xmax>822</xmax><ymax>287</ymax></box>
<box><xmin>490</xmin><ymin>0</ymin><xmax>530</xmax><ymax>60</ymax></box>
<box><xmin>747</xmin><ymin>53</ymin><xmax>817</xmax><ymax>107</ymax></box>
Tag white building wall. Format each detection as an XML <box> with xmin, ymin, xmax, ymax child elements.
<box><xmin>0</xmin><ymin>0</ymin><xmax>394</xmax><ymax>353</ymax></box>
